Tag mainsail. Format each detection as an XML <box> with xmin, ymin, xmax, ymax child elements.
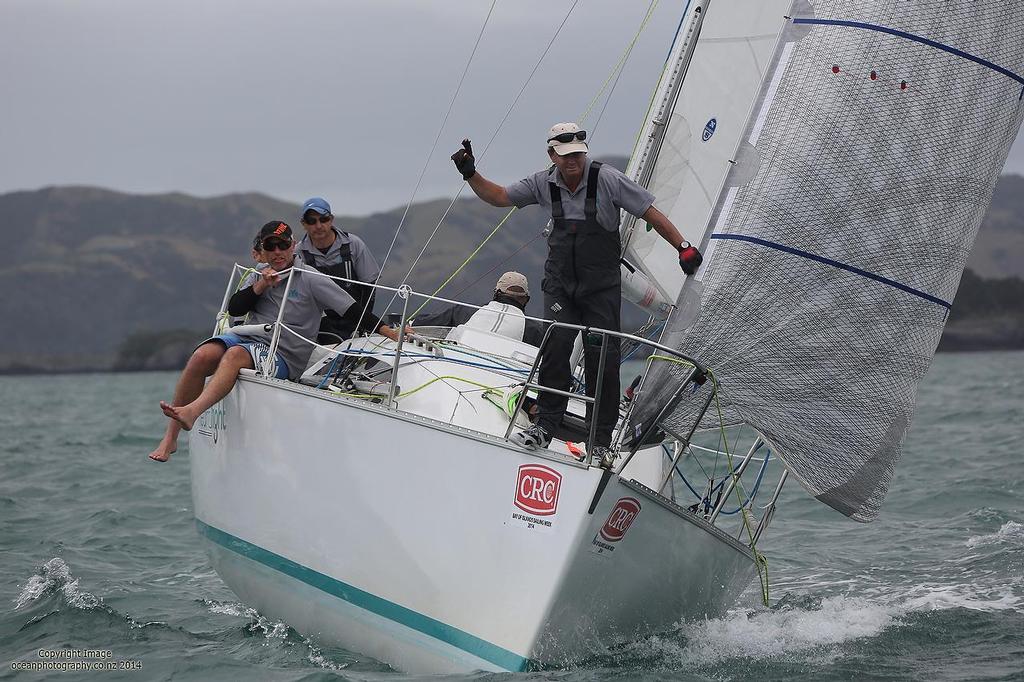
<box><xmin>628</xmin><ymin>0</ymin><xmax>1024</xmax><ymax>522</ymax></box>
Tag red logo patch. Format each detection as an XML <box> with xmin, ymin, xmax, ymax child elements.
<box><xmin>514</xmin><ymin>464</ymin><xmax>562</xmax><ymax>516</ymax></box>
<box><xmin>599</xmin><ymin>497</ymin><xmax>641</xmax><ymax>542</ymax></box>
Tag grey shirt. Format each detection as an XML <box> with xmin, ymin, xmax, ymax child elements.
<box><xmin>296</xmin><ymin>228</ymin><xmax>380</xmax><ymax>283</ymax></box>
<box><xmin>238</xmin><ymin>260</ymin><xmax>355</xmax><ymax>379</ymax></box>
<box><xmin>505</xmin><ymin>157</ymin><xmax>656</xmax><ymax>231</ymax></box>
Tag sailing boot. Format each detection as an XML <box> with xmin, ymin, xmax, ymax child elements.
<box><xmin>510</xmin><ymin>424</ymin><xmax>551</xmax><ymax>450</ymax></box>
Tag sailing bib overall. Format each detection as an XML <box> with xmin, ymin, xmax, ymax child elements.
<box><xmin>301</xmin><ymin>234</ymin><xmax>374</xmax><ymax>342</ymax></box>
<box><xmin>538</xmin><ymin>161</ymin><xmax>622</xmax><ymax>447</ymax></box>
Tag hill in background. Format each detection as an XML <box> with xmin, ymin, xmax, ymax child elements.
<box><xmin>1</xmin><ymin>171</ymin><xmax>1023</xmax><ymax>372</ymax></box>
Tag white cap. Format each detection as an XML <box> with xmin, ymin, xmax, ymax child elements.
<box><xmin>546</xmin><ymin>122</ymin><xmax>589</xmax><ymax>156</ymax></box>
<box><xmin>496</xmin><ymin>271</ymin><xmax>529</xmax><ymax>296</ymax></box>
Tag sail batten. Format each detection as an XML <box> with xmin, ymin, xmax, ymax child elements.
<box><xmin>629</xmin><ymin>0</ymin><xmax>1024</xmax><ymax>522</ymax></box>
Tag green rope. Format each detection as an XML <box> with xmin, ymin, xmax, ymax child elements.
<box><xmin>420</xmin><ymin>1</ymin><xmax>662</xmax><ymax>310</ymax></box>
<box><xmin>578</xmin><ymin>0</ymin><xmax>661</xmax><ymax>125</ymax></box>
<box><xmin>217</xmin><ymin>265</ymin><xmax>261</xmax><ymax>334</ymax></box>
<box><xmin>646</xmin><ymin>354</ymin><xmax>771</xmax><ymax>606</ymax></box>
<box><xmin>410</xmin><ymin>207</ymin><xmax>518</xmax><ymax>319</ymax></box>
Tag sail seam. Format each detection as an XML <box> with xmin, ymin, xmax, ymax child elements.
<box><xmin>708</xmin><ymin>233</ymin><xmax>952</xmax><ymax>309</ymax></box>
<box><xmin>792</xmin><ymin>18</ymin><xmax>1024</xmax><ymax>90</ymax></box>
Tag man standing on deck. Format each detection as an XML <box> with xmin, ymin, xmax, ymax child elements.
<box><xmin>450</xmin><ymin>122</ymin><xmax>703</xmax><ymax>467</ymax></box>
<box><xmin>147</xmin><ymin>221</ymin><xmax>357</xmax><ymax>463</ymax></box>
<box><xmin>295</xmin><ymin>197</ymin><xmax>399</xmax><ymax>343</ymax></box>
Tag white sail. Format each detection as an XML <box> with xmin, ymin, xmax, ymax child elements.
<box><xmin>629</xmin><ymin>0</ymin><xmax>1024</xmax><ymax>521</ymax></box>
<box><xmin>621</xmin><ymin>0</ymin><xmax>795</xmax><ymax>303</ymax></box>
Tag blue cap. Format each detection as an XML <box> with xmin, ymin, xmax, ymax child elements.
<box><xmin>301</xmin><ymin>196</ymin><xmax>332</xmax><ymax>216</ymax></box>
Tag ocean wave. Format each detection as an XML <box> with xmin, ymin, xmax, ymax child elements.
<box><xmin>900</xmin><ymin>583</ymin><xmax>1022</xmax><ymax>612</ymax></box>
<box><xmin>14</xmin><ymin>557</ymin><xmax>100</xmax><ymax>610</ymax></box>
<box><xmin>966</xmin><ymin>521</ymin><xmax>1024</xmax><ymax>548</ymax></box>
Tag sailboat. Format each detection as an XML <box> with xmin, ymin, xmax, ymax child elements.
<box><xmin>187</xmin><ymin>0</ymin><xmax>1024</xmax><ymax>674</ymax></box>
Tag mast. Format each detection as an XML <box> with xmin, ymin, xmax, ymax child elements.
<box><xmin>621</xmin><ymin>1</ymin><xmax>710</xmax><ymax>248</ymax></box>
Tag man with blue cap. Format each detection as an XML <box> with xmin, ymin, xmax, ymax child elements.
<box><xmin>295</xmin><ymin>196</ymin><xmax>398</xmax><ymax>342</ymax></box>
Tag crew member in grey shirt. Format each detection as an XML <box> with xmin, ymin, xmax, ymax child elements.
<box><xmin>148</xmin><ymin>220</ymin><xmax>355</xmax><ymax>463</ymax></box>
<box><xmin>295</xmin><ymin>196</ymin><xmax>398</xmax><ymax>343</ymax></box>
<box><xmin>450</xmin><ymin>122</ymin><xmax>704</xmax><ymax>466</ymax></box>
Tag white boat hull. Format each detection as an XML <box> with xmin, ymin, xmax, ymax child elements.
<box><xmin>190</xmin><ymin>374</ymin><xmax>756</xmax><ymax>673</ymax></box>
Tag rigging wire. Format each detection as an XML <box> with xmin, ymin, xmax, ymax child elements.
<box><xmin>352</xmin><ymin>0</ymin><xmax>500</xmax><ymax>339</ymax></box>
<box><xmin>374</xmin><ymin>0</ymin><xmax>585</xmax><ymax>322</ymax></box>
<box><xmin>580</xmin><ymin>0</ymin><xmax>660</xmax><ymax>135</ymax></box>
<box><xmin>645</xmin><ymin>353</ymin><xmax>772</xmax><ymax>606</ymax></box>
<box><xmin>417</xmin><ymin>0</ymin><xmax>661</xmax><ymax>316</ymax></box>
<box><xmin>451</xmin><ymin>229</ymin><xmax>546</xmax><ymax>299</ymax></box>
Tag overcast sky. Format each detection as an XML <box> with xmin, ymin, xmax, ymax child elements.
<box><xmin>3</xmin><ymin>0</ymin><xmax>1024</xmax><ymax>216</ymax></box>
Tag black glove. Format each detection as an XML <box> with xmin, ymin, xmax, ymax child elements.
<box><xmin>678</xmin><ymin>241</ymin><xmax>703</xmax><ymax>275</ymax></box>
<box><xmin>451</xmin><ymin>139</ymin><xmax>476</xmax><ymax>180</ymax></box>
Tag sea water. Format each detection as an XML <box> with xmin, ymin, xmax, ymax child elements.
<box><xmin>1</xmin><ymin>352</ymin><xmax>1021</xmax><ymax>681</ymax></box>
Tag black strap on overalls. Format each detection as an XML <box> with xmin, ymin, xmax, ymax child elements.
<box><xmin>301</xmin><ymin>231</ymin><xmax>354</xmax><ymax>290</ymax></box>
<box><xmin>549</xmin><ymin>161</ymin><xmax>602</xmax><ymax>232</ymax></box>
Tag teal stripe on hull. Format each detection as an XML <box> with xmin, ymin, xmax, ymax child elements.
<box><xmin>195</xmin><ymin>519</ymin><xmax>532</xmax><ymax>672</ymax></box>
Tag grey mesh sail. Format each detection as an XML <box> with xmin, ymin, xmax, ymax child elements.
<box><xmin>629</xmin><ymin>0</ymin><xmax>1024</xmax><ymax>522</ymax></box>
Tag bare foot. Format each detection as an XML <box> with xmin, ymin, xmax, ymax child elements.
<box><xmin>148</xmin><ymin>442</ymin><xmax>177</xmax><ymax>463</ymax></box>
<box><xmin>160</xmin><ymin>400</ymin><xmax>197</xmax><ymax>432</ymax></box>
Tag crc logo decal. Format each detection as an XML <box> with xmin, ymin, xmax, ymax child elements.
<box><xmin>514</xmin><ymin>464</ymin><xmax>562</xmax><ymax>516</ymax></box>
<box><xmin>702</xmin><ymin>117</ymin><xmax>717</xmax><ymax>142</ymax></box>
<box><xmin>599</xmin><ymin>497</ymin><xmax>641</xmax><ymax>542</ymax></box>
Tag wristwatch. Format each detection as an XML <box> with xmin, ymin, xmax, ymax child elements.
<box><xmin>678</xmin><ymin>240</ymin><xmax>691</xmax><ymax>251</ymax></box>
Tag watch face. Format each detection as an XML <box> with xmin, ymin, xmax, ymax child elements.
<box><xmin>679</xmin><ymin>241</ymin><xmax>691</xmax><ymax>250</ymax></box>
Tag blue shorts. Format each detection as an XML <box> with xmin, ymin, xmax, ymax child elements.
<box><xmin>202</xmin><ymin>333</ymin><xmax>289</xmax><ymax>380</ymax></box>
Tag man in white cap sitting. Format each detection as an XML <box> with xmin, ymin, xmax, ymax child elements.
<box><xmin>450</xmin><ymin>122</ymin><xmax>703</xmax><ymax>467</ymax></box>
<box><xmin>412</xmin><ymin>271</ymin><xmax>543</xmax><ymax>346</ymax></box>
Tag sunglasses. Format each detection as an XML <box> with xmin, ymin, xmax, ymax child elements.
<box><xmin>302</xmin><ymin>214</ymin><xmax>332</xmax><ymax>225</ymax></box>
<box><xmin>262</xmin><ymin>238</ymin><xmax>292</xmax><ymax>252</ymax></box>
<box><xmin>547</xmin><ymin>130</ymin><xmax>587</xmax><ymax>144</ymax></box>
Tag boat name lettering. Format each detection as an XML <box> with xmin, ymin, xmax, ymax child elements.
<box><xmin>197</xmin><ymin>402</ymin><xmax>227</xmax><ymax>443</ymax></box>
<box><xmin>599</xmin><ymin>497</ymin><xmax>641</xmax><ymax>542</ymax></box>
<box><xmin>513</xmin><ymin>464</ymin><xmax>562</xmax><ymax>516</ymax></box>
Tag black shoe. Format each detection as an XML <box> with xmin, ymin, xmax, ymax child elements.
<box><xmin>593</xmin><ymin>445</ymin><xmax>616</xmax><ymax>470</ymax></box>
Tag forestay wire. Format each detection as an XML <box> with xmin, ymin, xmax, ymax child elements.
<box><xmin>375</xmin><ymin>0</ymin><xmax>585</xmax><ymax>323</ymax></box>
<box><xmin>404</xmin><ymin>0</ymin><xmax>661</xmax><ymax>318</ymax></box>
<box><xmin>351</xmin><ymin>0</ymin><xmax>500</xmax><ymax>338</ymax></box>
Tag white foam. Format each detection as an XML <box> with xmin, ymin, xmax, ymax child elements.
<box><xmin>901</xmin><ymin>583</ymin><xmax>1022</xmax><ymax>612</ymax></box>
<box><xmin>204</xmin><ymin>599</ymin><xmax>288</xmax><ymax>640</ymax></box>
<box><xmin>641</xmin><ymin>596</ymin><xmax>898</xmax><ymax>666</ymax></box>
<box><xmin>205</xmin><ymin>600</ymin><xmax>250</xmax><ymax>618</ymax></box>
<box><xmin>14</xmin><ymin>558</ymin><xmax>99</xmax><ymax>610</ymax></box>
<box><xmin>966</xmin><ymin>521</ymin><xmax>1024</xmax><ymax>548</ymax></box>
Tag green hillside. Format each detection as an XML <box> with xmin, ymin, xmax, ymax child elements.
<box><xmin>2</xmin><ymin>173</ymin><xmax>1023</xmax><ymax>372</ymax></box>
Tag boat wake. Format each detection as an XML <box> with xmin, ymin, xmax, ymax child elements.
<box><xmin>202</xmin><ymin>599</ymin><xmax>366</xmax><ymax>672</ymax></box>
<box><xmin>655</xmin><ymin>595</ymin><xmax>897</xmax><ymax>666</ymax></box>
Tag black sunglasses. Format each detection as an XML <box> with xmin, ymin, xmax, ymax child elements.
<box><xmin>302</xmin><ymin>214</ymin><xmax>332</xmax><ymax>225</ymax></box>
<box><xmin>547</xmin><ymin>130</ymin><xmax>586</xmax><ymax>144</ymax></box>
<box><xmin>262</xmin><ymin>238</ymin><xmax>292</xmax><ymax>252</ymax></box>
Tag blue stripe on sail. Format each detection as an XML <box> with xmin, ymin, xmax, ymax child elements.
<box><xmin>792</xmin><ymin>18</ymin><xmax>1024</xmax><ymax>90</ymax></box>
<box><xmin>708</xmin><ymin>233</ymin><xmax>952</xmax><ymax>309</ymax></box>
<box><xmin>195</xmin><ymin>519</ymin><xmax>532</xmax><ymax>672</ymax></box>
